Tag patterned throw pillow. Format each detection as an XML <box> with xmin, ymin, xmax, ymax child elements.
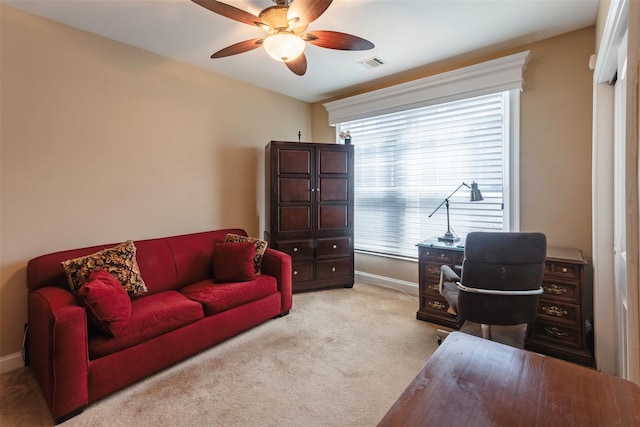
<box><xmin>62</xmin><ymin>240</ymin><xmax>148</xmax><ymax>297</ymax></box>
<box><xmin>224</xmin><ymin>233</ymin><xmax>268</xmax><ymax>274</ymax></box>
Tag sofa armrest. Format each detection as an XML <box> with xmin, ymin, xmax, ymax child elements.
<box><xmin>261</xmin><ymin>248</ymin><xmax>292</xmax><ymax>314</ymax></box>
<box><xmin>28</xmin><ymin>286</ymin><xmax>89</xmax><ymax>422</ymax></box>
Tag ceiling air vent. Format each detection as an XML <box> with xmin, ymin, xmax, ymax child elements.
<box><xmin>359</xmin><ymin>57</ymin><xmax>385</xmax><ymax>69</ymax></box>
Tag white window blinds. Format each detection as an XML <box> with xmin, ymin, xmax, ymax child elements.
<box><xmin>339</xmin><ymin>92</ymin><xmax>509</xmax><ymax>259</ymax></box>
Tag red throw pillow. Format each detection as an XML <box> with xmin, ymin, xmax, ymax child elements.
<box><xmin>76</xmin><ymin>269</ymin><xmax>132</xmax><ymax>337</ymax></box>
<box><xmin>212</xmin><ymin>242</ymin><xmax>256</xmax><ymax>282</ymax></box>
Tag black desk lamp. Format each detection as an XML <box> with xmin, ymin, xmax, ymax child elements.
<box><xmin>428</xmin><ymin>181</ymin><xmax>483</xmax><ymax>242</ymax></box>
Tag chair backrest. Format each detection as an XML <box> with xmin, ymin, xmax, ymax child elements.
<box><xmin>457</xmin><ymin>232</ymin><xmax>547</xmax><ymax>325</ymax></box>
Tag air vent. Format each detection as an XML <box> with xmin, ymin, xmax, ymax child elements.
<box><xmin>359</xmin><ymin>57</ymin><xmax>385</xmax><ymax>69</ymax></box>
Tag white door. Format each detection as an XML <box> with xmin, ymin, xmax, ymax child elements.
<box><xmin>613</xmin><ymin>31</ymin><xmax>629</xmax><ymax>378</ymax></box>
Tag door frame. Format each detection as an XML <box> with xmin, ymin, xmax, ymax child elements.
<box><xmin>592</xmin><ymin>0</ymin><xmax>639</xmax><ymax>382</ymax></box>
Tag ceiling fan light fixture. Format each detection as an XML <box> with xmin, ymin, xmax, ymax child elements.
<box><xmin>263</xmin><ymin>32</ymin><xmax>305</xmax><ymax>62</ymax></box>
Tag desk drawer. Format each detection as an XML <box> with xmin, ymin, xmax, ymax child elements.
<box><xmin>541</xmin><ymin>279</ymin><xmax>580</xmax><ymax>304</ymax></box>
<box><xmin>537</xmin><ymin>299</ymin><xmax>580</xmax><ymax>325</ymax></box>
<box><xmin>530</xmin><ymin>320</ymin><xmax>582</xmax><ymax>348</ymax></box>
<box><xmin>421</xmin><ymin>262</ymin><xmax>447</xmax><ymax>278</ymax></box>
<box><xmin>420</xmin><ymin>248</ymin><xmax>453</xmax><ymax>263</ymax></box>
<box><xmin>421</xmin><ymin>279</ymin><xmax>441</xmax><ymax>296</ymax></box>
<box><xmin>420</xmin><ymin>295</ymin><xmax>449</xmax><ymax>314</ymax></box>
<box><xmin>545</xmin><ymin>260</ymin><xmax>582</xmax><ymax>280</ymax></box>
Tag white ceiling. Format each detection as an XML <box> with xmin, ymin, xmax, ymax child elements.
<box><xmin>4</xmin><ymin>0</ymin><xmax>598</xmax><ymax>103</ymax></box>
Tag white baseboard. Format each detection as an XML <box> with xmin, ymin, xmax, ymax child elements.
<box><xmin>355</xmin><ymin>271</ymin><xmax>419</xmax><ymax>296</ymax></box>
<box><xmin>0</xmin><ymin>352</ymin><xmax>25</xmax><ymax>374</ymax></box>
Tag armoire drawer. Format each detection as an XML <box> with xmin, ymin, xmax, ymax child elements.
<box><xmin>292</xmin><ymin>262</ymin><xmax>314</xmax><ymax>283</ymax></box>
<box><xmin>316</xmin><ymin>257</ymin><xmax>353</xmax><ymax>280</ymax></box>
<box><xmin>276</xmin><ymin>239</ymin><xmax>314</xmax><ymax>260</ymax></box>
<box><xmin>316</xmin><ymin>237</ymin><xmax>351</xmax><ymax>258</ymax></box>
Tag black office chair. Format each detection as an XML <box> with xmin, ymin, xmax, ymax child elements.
<box><xmin>439</xmin><ymin>232</ymin><xmax>546</xmax><ymax>340</ymax></box>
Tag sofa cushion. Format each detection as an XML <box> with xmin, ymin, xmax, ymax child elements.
<box><xmin>180</xmin><ymin>275</ymin><xmax>278</xmax><ymax>315</ymax></box>
<box><xmin>88</xmin><ymin>290</ymin><xmax>204</xmax><ymax>359</ymax></box>
<box><xmin>212</xmin><ymin>242</ymin><xmax>256</xmax><ymax>282</ymax></box>
<box><xmin>224</xmin><ymin>233</ymin><xmax>268</xmax><ymax>274</ymax></box>
<box><xmin>77</xmin><ymin>270</ymin><xmax>131</xmax><ymax>337</ymax></box>
<box><xmin>62</xmin><ymin>240</ymin><xmax>148</xmax><ymax>297</ymax></box>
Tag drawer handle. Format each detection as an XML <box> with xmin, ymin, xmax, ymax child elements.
<box><xmin>427</xmin><ymin>267</ymin><xmax>440</xmax><ymax>275</ymax></box>
<box><xmin>439</xmin><ymin>253</ymin><xmax>446</xmax><ymax>258</ymax></box>
<box><xmin>425</xmin><ymin>251</ymin><xmax>431</xmax><ymax>256</ymax></box>
<box><xmin>293</xmin><ymin>247</ymin><xmax>298</xmax><ymax>252</ymax></box>
<box><xmin>544</xmin><ymin>284</ymin><xmax>567</xmax><ymax>295</ymax></box>
<box><xmin>331</xmin><ymin>267</ymin><xmax>336</xmax><ymax>272</ymax></box>
<box><xmin>332</xmin><ymin>244</ymin><xmax>337</xmax><ymax>249</ymax></box>
<box><xmin>428</xmin><ymin>301</ymin><xmax>446</xmax><ymax>310</ymax></box>
<box><xmin>562</xmin><ymin>267</ymin><xmax>568</xmax><ymax>273</ymax></box>
<box><xmin>293</xmin><ymin>270</ymin><xmax>298</xmax><ymax>276</ymax></box>
<box><xmin>542</xmin><ymin>305</ymin><xmax>568</xmax><ymax>317</ymax></box>
<box><xmin>428</xmin><ymin>284</ymin><xmax>439</xmax><ymax>291</ymax></box>
<box><xmin>544</xmin><ymin>327</ymin><xmax>568</xmax><ymax>338</ymax></box>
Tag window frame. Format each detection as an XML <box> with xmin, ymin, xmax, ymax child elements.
<box><xmin>324</xmin><ymin>52</ymin><xmax>529</xmax><ymax>259</ymax></box>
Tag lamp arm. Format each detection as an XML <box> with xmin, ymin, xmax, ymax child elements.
<box><xmin>428</xmin><ymin>182</ymin><xmax>471</xmax><ymax>218</ymax></box>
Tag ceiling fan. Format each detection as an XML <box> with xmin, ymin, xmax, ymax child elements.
<box><xmin>191</xmin><ymin>0</ymin><xmax>374</xmax><ymax>76</ymax></box>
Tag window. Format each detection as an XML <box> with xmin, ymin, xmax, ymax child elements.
<box><xmin>338</xmin><ymin>91</ymin><xmax>514</xmax><ymax>258</ymax></box>
<box><xmin>324</xmin><ymin>51</ymin><xmax>529</xmax><ymax>259</ymax></box>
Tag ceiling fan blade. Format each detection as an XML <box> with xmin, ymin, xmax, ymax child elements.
<box><xmin>191</xmin><ymin>0</ymin><xmax>264</xmax><ymax>27</ymax></box>
<box><xmin>288</xmin><ymin>0</ymin><xmax>333</xmax><ymax>26</ymax></box>
<box><xmin>305</xmin><ymin>30</ymin><xmax>374</xmax><ymax>50</ymax></box>
<box><xmin>285</xmin><ymin>53</ymin><xmax>307</xmax><ymax>76</ymax></box>
<box><xmin>211</xmin><ymin>39</ymin><xmax>264</xmax><ymax>58</ymax></box>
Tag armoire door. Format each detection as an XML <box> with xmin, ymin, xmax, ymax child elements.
<box><xmin>317</xmin><ymin>146</ymin><xmax>352</xmax><ymax>234</ymax></box>
<box><xmin>276</xmin><ymin>146</ymin><xmax>313</xmax><ymax>235</ymax></box>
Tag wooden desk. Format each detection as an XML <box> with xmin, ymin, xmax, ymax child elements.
<box><xmin>416</xmin><ymin>241</ymin><xmax>594</xmax><ymax>366</ymax></box>
<box><xmin>378</xmin><ymin>332</ymin><xmax>640</xmax><ymax>427</ymax></box>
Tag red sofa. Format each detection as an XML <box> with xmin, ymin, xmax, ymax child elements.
<box><xmin>26</xmin><ymin>229</ymin><xmax>292</xmax><ymax>423</ymax></box>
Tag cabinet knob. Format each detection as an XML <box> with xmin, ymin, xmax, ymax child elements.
<box><xmin>332</xmin><ymin>244</ymin><xmax>337</xmax><ymax>249</ymax></box>
<box><xmin>293</xmin><ymin>270</ymin><xmax>298</xmax><ymax>276</ymax></box>
<box><xmin>562</xmin><ymin>267</ymin><xmax>568</xmax><ymax>273</ymax></box>
<box><xmin>293</xmin><ymin>247</ymin><xmax>298</xmax><ymax>252</ymax></box>
<box><xmin>331</xmin><ymin>267</ymin><xmax>336</xmax><ymax>272</ymax></box>
<box><xmin>426</xmin><ymin>251</ymin><xmax>431</xmax><ymax>256</ymax></box>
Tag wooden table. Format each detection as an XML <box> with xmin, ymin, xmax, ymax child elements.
<box><xmin>378</xmin><ymin>332</ymin><xmax>640</xmax><ymax>426</ymax></box>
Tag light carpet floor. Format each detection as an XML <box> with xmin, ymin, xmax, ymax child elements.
<box><xmin>1</xmin><ymin>282</ymin><xmax>527</xmax><ymax>426</ymax></box>
<box><xmin>1</xmin><ymin>283</ymin><xmax>441</xmax><ymax>426</ymax></box>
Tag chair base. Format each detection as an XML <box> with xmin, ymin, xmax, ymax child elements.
<box><xmin>481</xmin><ymin>324</ymin><xmax>492</xmax><ymax>339</ymax></box>
<box><xmin>436</xmin><ymin>328</ymin><xmax>453</xmax><ymax>345</ymax></box>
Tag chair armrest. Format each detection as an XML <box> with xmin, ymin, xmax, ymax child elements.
<box><xmin>455</xmin><ymin>283</ymin><xmax>544</xmax><ymax>296</ymax></box>
<box><xmin>28</xmin><ymin>286</ymin><xmax>89</xmax><ymax>421</ymax></box>
<box><xmin>441</xmin><ymin>265</ymin><xmax>461</xmax><ymax>282</ymax></box>
<box><xmin>439</xmin><ymin>265</ymin><xmax>460</xmax><ymax>295</ymax></box>
<box><xmin>439</xmin><ymin>265</ymin><xmax>462</xmax><ymax>315</ymax></box>
<box><xmin>260</xmin><ymin>248</ymin><xmax>292</xmax><ymax>314</ymax></box>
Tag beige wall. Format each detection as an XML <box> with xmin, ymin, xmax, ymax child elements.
<box><xmin>0</xmin><ymin>5</ymin><xmax>310</xmax><ymax>358</ymax></box>
<box><xmin>312</xmin><ymin>27</ymin><xmax>595</xmax><ymax>286</ymax></box>
<box><xmin>0</xmin><ymin>3</ymin><xmax>596</xmax><ymax>361</ymax></box>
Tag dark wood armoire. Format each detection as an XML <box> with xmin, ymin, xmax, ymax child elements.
<box><xmin>265</xmin><ymin>141</ymin><xmax>354</xmax><ymax>292</ymax></box>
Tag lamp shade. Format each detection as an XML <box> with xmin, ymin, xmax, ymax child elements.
<box><xmin>263</xmin><ymin>33</ymin><xmax>305</xmax><ymax>62</ymax></box>
<box><xmin>469</xmin><ymin>181</ymin><xmax>483</xmax><ymax>202</ymax></box>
